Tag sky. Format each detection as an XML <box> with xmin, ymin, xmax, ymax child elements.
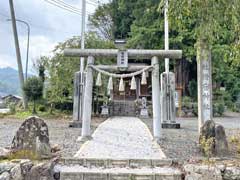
<box><xmin>0</xmin><ymin>0</ymin><xmax>108</xmax><ymax>73</ymax></box>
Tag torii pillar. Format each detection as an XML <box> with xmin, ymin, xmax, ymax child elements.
<box><xmin>64</xmin><ymin>49</ymin><xmax>182</xmax><ymax>141</ymax></box>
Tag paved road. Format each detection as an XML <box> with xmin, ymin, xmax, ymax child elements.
<box><xmin>75</xmin><ymin>117</ymin><xmax>166</xmax><ymax>159</ymax></box>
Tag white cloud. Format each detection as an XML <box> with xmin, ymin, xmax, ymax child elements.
<box><xmin>18</xmin><ymin>35</ymin><xmax>57</xmax><ymax>71</ymax></box>
<box><xmin>0</xmin><ymin>54</ymin><xmax>17</xmax><ymax>68</ymax></box>
<box><xmin>20</xmin><ymin>35</ymin><xmax>56</xmax><ymax>58</ymax></box>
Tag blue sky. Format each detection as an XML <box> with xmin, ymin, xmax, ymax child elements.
<box><xmin>0</xmin><ymin>0</ymin><xmax>108</xmax><ymax>73</ymax></box>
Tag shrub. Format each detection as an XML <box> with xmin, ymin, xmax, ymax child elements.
<box><xmin>192</xmin><ymin>103</ymin><xmax>198</xmax><ymax>116</ymax></box>
<box><xmin>213</xmin><ymin>102</ymin><xmax>225</xmax><ymax>116</ymax></box>
<box><xmin>23</xmin><ymin>76</ymin><xmax>43</xmax><ymax>114</ymax></box>
<box><xmin>38</xmin><ymin>105</ymin><xmax>47</xmax><ymax>112</ymax></box>
<box><xmin>182</xmin><ymin>96</ymin><xmax>192</xmax><ymax>108</ymax></box>
<box><xmin>199</xmin><ymin>136</ymin><xmax>215</xmax><ymax>160</ymax></box>
<box><xmin>8</xmin><ymin>103</ymin><xmax>16</xmax><ymax>114</ymax></box>
<box><xmin>188</xmin><ymin>80</ymin><xmax>197</xmax><ymax>100</ymax></box>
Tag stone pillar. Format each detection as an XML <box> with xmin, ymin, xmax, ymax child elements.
<box><xmin>161</xmin><ymin>72</ymin><xmax>180</xmax><ymax>128</ymax></box>
<box><xmin>151</xmin><ymin>56</ymin><xmax>162</xmax><ymax>139</ymax></box>
<box><xmin>197</xmin><ymin>40</ymin><xmax>213</xmax><ymax>132</ymax></box>
<box><xmin>71</xmin><ymin>72</ymin><xmax>84</xmax><ymax>127</ymax></box>
<box><xmin>79</xmin><ymin>56</ymin><xmax>94</xmax><ymax>141</ymax></box>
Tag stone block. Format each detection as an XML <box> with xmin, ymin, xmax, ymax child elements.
<box><xmin>109</xmin><ymin>174</ymin><xmax>129</xmax><ymax>180</ymax></box>
<box><xmin>25</xmin><ymin>158</ymin><xmax>58</xmax><ymax>180</ymax></box>
<box><xmin>155</xmin><ymin>174</ymin><xmax>181</xmax><ymax>180</ymax></box>
<box><xmin>184</xmin><ymin>164</ymin><xmax>222</xmax><ymax>180</ymax></box>
<box><xmin>84</xmin><ymin>173</ymin><xmax>108</xmax><ymax>180</ymax></box>
<box><xmin>84</xmin><ymin>159</ymin><xmax>107</xmax><ymax>168</ymax></box>
<box><xmin>108</xmin><ymin>159</ymin><xmax>129</xmax><ymax>168</ymax></box>
<box><xmin>223</xmin><ymin>166</ymin><xmax>240</xmax><ymax>180</ymax></box>
<box><xmin>0</xmin><ymin>162</ymin><xmax>15</xmax><ymax>174</ymax></box>
<box><xmin>60</xmin><ymin>173</ymin><xmax>83</xmax><ymax>180</ymax></box>
<box><xmin>129</xmin><ymin>159</ymin><xmax>151</xmax><ymax>168</ymax></box>
<box><xmin>151</xmin><ymin>159</ymin><xmax>173</xmax><ymax>167</ymax></box>
<box><xmin>69</xmin><ymin>121</ymin><xmax>82</xmax><ymax>128</ymax></box>
<box><xmin>133</xmin><ymin>175</ymin><xmax>153</xmax><ymax>180</ymax></box>
<box><xmin>10</xmin><ymin>164</ymin><xmax>22</xmax><ymax>180</ymax></box>
<box><xmin>0</xmin><ymin>172</ymin><xmax>10</xmax><ymax>180</ymax></box>
<box><xmin>162</xmin><ymin>123</ymin><xmax>180</xmax><ymax>129</ymax></box>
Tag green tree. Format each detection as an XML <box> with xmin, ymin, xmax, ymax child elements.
<box><xmin>23</xmin><ymin>76</ymin><xmax>43</xmax><ymax>114</ymax></box>
<box><xmin>89</xmin><ymin>4</ymin><xmax>113</xmax><ymax>40</ymax></box>
<box><xmin>45</xmin><ymin>33</ymin><xmax>115</xmax><ymax>110</ymax></box>
<box><xmin>110</xmin><ymin>0</ymin><xmax>137</xmax><ymax>39</ymax></box>
<box><xmin>34</xmin><ymin>56</ymin><xmax>48</xmax><ymax>83</ymax></box>
<box><xmin>164</xmin><ymin>0</ymin><xmax>240</xmax><ymax>101</ymax></box>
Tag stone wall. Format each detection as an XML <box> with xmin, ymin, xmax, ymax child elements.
<box><xmin>0</xmin><ymin>158</ymin><xmax>59</xmax><ymax>180</ymax></box>
<box><xmin>1</xmin><ymin>159</ymin><xmax>240</xmax><ymax>180</ymax></box>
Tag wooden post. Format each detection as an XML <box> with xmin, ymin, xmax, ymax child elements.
<box><xmin>78</xmin><ymin>56</ymin><xmax>94</xmax><ymax>141</ymax></box>
<box><xmin>151</xmin><ymin>56</ymin><xmax>162</xmax><ymax>139</ymax></box>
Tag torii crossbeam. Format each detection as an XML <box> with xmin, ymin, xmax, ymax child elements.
<box><xmin>64</xmin><ymin>48</ymin><xmax>182</xmax><ymax>141</ymax></box>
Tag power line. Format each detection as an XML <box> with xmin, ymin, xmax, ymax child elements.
<box><xmin>43</xmin><ymin>0</ymin><xmax>83</xmax><ymax>15</ymax></box>
<box><xmin>86</xmin><ymin>0</ymin><xmax>98</xmax><ymax>6</ymax></box>
<box><xmin>0</xmin><ymin>12</ymin><xmax>80</xmax><ymax>34</ymax></box>
<box><xmin>50</xmin><ymin>0</ymin><xmax>82</xmax><ymax>12</ymax></box>
<box><xmin>0</xmin><ymin>12</ymin><xmax>9</xmax><ymax>18</ymax></box>
<box><xmin>43</xmin><ymin>0</ymin><xmax>92</xmax><ymax>15</ymax></box>
<box><xmin>88</xmin><ymin>0</ymin><xmax>99</xmax><ymax>4</ymax></box>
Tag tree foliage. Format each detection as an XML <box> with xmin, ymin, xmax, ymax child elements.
<box><xmin>89</xmin><ymin>0</ymin><xmax>240</xmax><ymax>105</ymax></box>
<box><xmin>23</xmin><ymin>76</ymin><xmax>43</xmax><ymax>113</ymax></box>
<box><xmin>45</xmin><ymin>33</ymin><xmax>115</xmax><ymax>107</ymax></box>
<box><xmin>88</xmin><ymin>4</ymin><xmax>113</xmax><ymax>40</ymax></box>
<box><xmin>44</xmin><ymin>1</ymin><xmax>240</xmax><ymax>110</ymax></box>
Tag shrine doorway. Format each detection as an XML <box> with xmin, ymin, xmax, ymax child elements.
<box><xmin>110</xmin><ymin>74</ymin><xmax>151</xmax><ymax>117</ymax></box>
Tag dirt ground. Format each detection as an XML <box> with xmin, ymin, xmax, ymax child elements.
<box><xmin>0</xmin><ymin>112</ymin><xmax>239</xmax><ymax>160</ymax></box>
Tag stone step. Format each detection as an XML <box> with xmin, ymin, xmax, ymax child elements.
<box><xmin>56</xmin><ymin>165</ymin><xmax>182</xmax><ymax>180</ymax></box>
<box><xmin>60</xmin><ymin>158</ymin><xmax>173</xmax><ymax>169</ymax></box>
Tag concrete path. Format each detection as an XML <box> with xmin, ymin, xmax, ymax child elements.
<box><xmin>75</xmin><ymin>116</ymin><xmax>166</xmax><ymax>159</ymax></box>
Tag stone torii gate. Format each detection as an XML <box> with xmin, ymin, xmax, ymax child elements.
<box><xmin>64</xmin><ymin>48</ymin><xmax>182</xmax><ymax>141</ymax></box>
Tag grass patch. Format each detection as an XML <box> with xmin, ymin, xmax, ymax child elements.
<box><xmin>5</xmin><ymin>109</ymin><xmax>72</xmax><ymax>120</ymax></box>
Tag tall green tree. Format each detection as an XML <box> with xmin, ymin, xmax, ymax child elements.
<box><xmin>89</xmin><ymin>4</ymin><xmax>113</xmax><ymax>40</ymax></box>
<box><xmin>165</xmin><ymin>0</ymin><xmax>240</xmax><ymax>101</ymax></box>
<box><xmin>23</xmin><ymin>76</ymin><xmax>43</xmax><ymax>114</ymax></box>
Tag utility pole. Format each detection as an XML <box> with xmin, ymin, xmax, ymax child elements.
<box><xmin>80</xmin><ymin>0</ymin><xmax>86</xmax><ymax>72</ymax></box>
<box><xmin>79</xmin><ymin>0</ymin><xmax>86</xmax><ymax>119</ymax></box>
<box><xmin>25</xmin><ymin>22</ymin><xmax>30</xmax><ymax>80</ymax></box>
<box><xmin>9</xmin><ymin>0</ymin><xmax>28</xmax><ymax>109</ymax></box>
<box><xmin>7</xmin><ymin>19</ymin><xmax>30</xmax><ymax>80</ymax></box>
<box><xmin>164</xmin><ymin>0</ymin><xmax>169</xmax><ymax>73</ymax></box>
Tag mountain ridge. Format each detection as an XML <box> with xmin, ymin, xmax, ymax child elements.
<box><xmin>0</xmin><ymin>67</ymin><xmax>21</xmax><ymax>96</ymax></box>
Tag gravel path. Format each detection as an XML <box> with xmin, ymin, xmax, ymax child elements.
<box><xmin>75</xmin><ymin>117</ymin><xmax>166</xmax><ymax>159</ymax></box>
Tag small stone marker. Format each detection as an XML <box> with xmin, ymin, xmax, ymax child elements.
<box><xmin>140</xmin><ymin>97</ymin><xmax>149</xmax><ymax>118</ymax></box>
<box><xmin>101</xmin><ymin>105</ymin><xmax>109</xmax><ymax>116</ymax></box>
<box><xmin>11</xmin><ymin>116</ymin><xmax>51</xmax><ymax>158</ymax></box>
<box><xmin>215</xmin><ymin>124</ymin><xmax>228</xmax><ymax>155</ymax></box>
<box><xmin>199</xmin><ymin>120</ymin><xmax>228</xmax><ymax>156</ymax></box>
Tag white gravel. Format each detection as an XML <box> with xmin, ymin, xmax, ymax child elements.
<box><xmin>75</xmin><ymin>116</ymin><xmax>166</xmax><ymax>159</ymax></box>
